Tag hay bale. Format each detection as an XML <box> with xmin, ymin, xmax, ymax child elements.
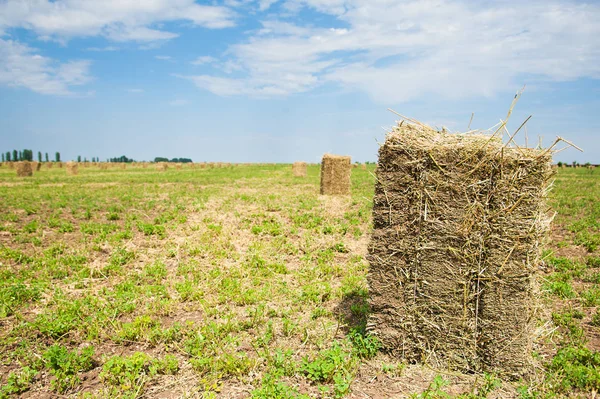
<box><xmin>46</xmin><ymin>162</ymin><xmax>53</xmax><ymax>169</ymax></box>
<box><xmin>175</xmin><ymin>163</ymin><xmax>182</xmax><ymax>170</ymax></box>
<box><xmin>361</xmin><ymin>163</ymin><xmax>367</xmax><ymax>170</ymax></box>
<box><xmin>367</xmin><ymin>119</ymin><xmax>554</xmax><ymax>379</ymax></box>
<box><xmin>157</xmin><ymin>162</ymin><xmax>168</xmax><ymax>171</ymax></box>
<box><xmin>66</xmin><ymin>162</ymin><xmax>78</xmax><ymax>176</ymax></box>
<box><xmin>16</xmin><ymin>161</ymin><xmax>33</xmax><ymax>177</ymax></box>
<box><xmin>8</xmin><ymin>162</ymin><xmax>14</xmax><ymax>169</ymax></box>
<box><xmin>57</xmin><ymin>162</ymin><xmax>63</xmax><ymax>168</ymax></box>
<box><xmin>292</xmin><ymin>161</ymin><xmax>307</xmax><ymax>177</ymax></box>
<box><xmin>320</xmin><ymin>154</ymin><xmax>351</xmax><ymax>195</ymax></box>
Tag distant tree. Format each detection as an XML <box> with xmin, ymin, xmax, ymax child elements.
<box><xmin>18</xmin><ymin>151</ymin><xmax>22</xmax><ymax>161</ymax></box>
<box><xmin>13</xmin><ymin>150</ymin><xmax>18</xmax><ymax>161</ymax></box>
<box><xmin>557</xmin><ymin>161</ymin><xmax>563</xmax><ymax>167</ymax></box>
<box><xmin>55</xmin><ymin>152</ymin><xmax>61</xmax><ymax>162</ymax></box>
<box><xmin>37</xmin><ymin>151</ymin><xmax>42</xmax><ymax>162</ymax></box>
<box><xmin>154</xmin><ymin>157</ymin><xmax>169</xmax><ymax>163</ymax></box>
<box><xmin>84</xmin><ymin>157</ymin><xmax>88</xmax><ymax>162</ymax></box>
<box><xmin>109</xmin><ymin>155</ymin><xmax>134</xmax><ymax>163</ymax></box>
<box><xmin>23</xmin><ymin>149</ymin><xmax>33</xmax><ymax>161</ymax></box>
<box><xmin>45</xmin><ymin>153</ymin><xmax>49</xmax><ymax>162</ymax></box>
<box><xmin>1</xmin><ymin>153</ymin><xmax>4</xmax><ymax>162</ymax></box>
<box><xmin>6</xmin><ymin>152</ymin><xmax>11</xmax><ymax>162</ymax></box>
<box><xmin>77</xmin><ymin>155</ymin><xmax>81</xmax><ymax>162</ymax></box>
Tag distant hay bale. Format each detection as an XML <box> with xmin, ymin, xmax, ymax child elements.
<box><xmin>175</xmin><ymin>163</ymin><xmax>182</xmax><ymax>170</ymax></box>
<box><xmin>32</xmin><ymin>162</ymin><xmax>42</xmax><ymax>171</ymax></box>
<box><xmin>99</xmin><ymin>163</ymin><xmax>108</xmax><ymax>170</ymax></box>
<box><xmin>66</xmin><ymin>162</ymin><xmax>78</xmax><ymax>176</ymax></box>
<box><xmin>120</xmin><ymin>163</ymin><xmax>127</xmax><ymax>169</ymax></box>
<box><xmin>367</xmin><ymin>117</ymin><xmax>554</xmax><ymax>379</ymax></box>
<box><xmin>46</xmin><ymin>162</ymin><xmax>53</xmax><ymax>169</ymax></box>
<box><xmin>142</xmin><ymin>163</ymin><xmax>148</xmax><ymax>169</ymax></box>
<box><xmin>361</xmin><ymin>163</ymin><xmax>367</xmax><ymax>170</ymax></box>
<box><xmin>16</xmin><ymin>161</ymin><xmax>33</xmax><ymax>177</ymax></box>
<box><xmin>292</xmin><ymin>161</ymin><xmax>307</xmax><ymax>177</ymax></box>
<box><xmin>320</xmin><ymin>154</ymin><xmax>351</xmax><ymax>195</ymax></box>
<box><xmin>8</xmin><ymin>162</ymin><xmax>15</xmax><ymax>169</ymax></box>
<box><xmin>157</xmin><ymin>162</ymin><xmax>168</xmax><ymax>171</ymax></box>
<box><xmin>57</xmin><ymin>162</ymin><xmax>63</xmax><ymax>168</ymax></box>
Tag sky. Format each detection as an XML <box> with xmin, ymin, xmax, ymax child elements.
<box><xmin>0</xmin><ymin>0</ymin><xmax>599</xmax><ymax>164</ymax></box>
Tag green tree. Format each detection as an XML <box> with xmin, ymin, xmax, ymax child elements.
<box><xmin>55</xmin><ymin>152</ymin><xmax>61</xmax><ymax>162</ymax></box>
<box><xmin>18</xmin><ymin>151</ymin><xmax>22</xmax><ymax>161</ymax></box>
<box><xmin>6</xmin><ymin>152</ymin><xmax>11</xmax><ymax>162</ymax></box>
<box><xmin>37</xmin><ymin>151</ymin><xmax>42</xmax><ymax>162</ymax></box>
<box><xmin>12</xmin><ymin>150</ymin><xmax>17</xmax><ymax>161</ymax></box>
<box><xmin>77</xmin><ymin>155</ymin><xmax>81</xmax><ymax>162</ymax></box>
<box><xmin>1</xmin><ymin>153</ymin><xmax>4</xmax><ymax>162</ymax></box>
<box><xmin>22</xmin><ymin>149</ymin><xmax>33</xmax><ymax>161</ymax></box>
<box><xmin>45</xmin><ymin>153</ymin><xmax>49</xmax><ymax>162</ymax></box>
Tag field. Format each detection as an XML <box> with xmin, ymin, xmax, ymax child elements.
<box><xmin>0</xmin><ymin>163</ymin><xmax>599</xmax><ymax>398</ymax></box>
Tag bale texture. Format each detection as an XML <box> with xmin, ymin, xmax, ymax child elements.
<box><xmin>66</xmin><ymin>162</ymin><xmax>78</xmax><ymax>176</ymax></box>
<box><xmin>157</xmin><ymin>162</ymin><xmax>168</xmax><ymax>171</ymax></box>
<box><xmin>16</xmin><ymin>162</ymin><xmax>33</xmax><ymax>177</ymax></box>
<box><xmin>367</xmin><ymin>119</ymin><xmax>554</xmax><ymax>379</ymax></box>
<box><xmin>292</xmin><ymin>162</ymin><xmax>307</xmax><ymax>177</ymax></box>
<box><xmin>320</xmin><ymin>154</ymin><xmax>351</xmax><ymax>195</ymax></box>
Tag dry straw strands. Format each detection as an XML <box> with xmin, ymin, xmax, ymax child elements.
<box><xmin>16</xmin><ymin>161</ymin><xmax>33</xmax><ymax>177</ymax></box>
<box><xmin>320</xmin><ymin>154</ymin><xmax>352</xmax><ymax>195</ymax></box>
<box><xmin>367</xmin><ymin>109</ymin><xmax>564</xmax><ymax>379</ymax></box>
<box><xmin>292</xmin><ymin>161</ymin><xmax>307</xmax><ymax>177</ymax></box>
<box><xmin>66</xmin><ymin>162</ymin><xmax>78</xmax><ymax>176</ymax></box>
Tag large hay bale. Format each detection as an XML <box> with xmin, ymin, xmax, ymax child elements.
<box><xmin>16</xmin><ymin>161</ymin><xmax>33</xmax><ymax>177</ymax></box>
<box><xmin>320</xmin><ymin>154</ymin><xmax>351</xmax><ymax>195</ymax></box>
<box><xmin>66</xmin><ymin>162</ymin><xmax>78</xmax><ymax>176</ymax></box>
<box><xmin>292</xmin><ymin>161</ymin><xmax>307</xmax><ymax>177</ymax></box>
<box><xmin>367</xmin><ymin>119</ymin><xmax>553</xmax><ymax>378</ymax></box>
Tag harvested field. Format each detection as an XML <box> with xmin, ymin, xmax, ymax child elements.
<box><xmin>0</xmin><ymin>164</ymin><xmax>598</xmax><ymax>398</ymax></box>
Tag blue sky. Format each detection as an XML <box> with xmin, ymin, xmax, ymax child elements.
<box><xmin>0</xmin><ymin>0</ymin><xmax>599</xmax><ymax>163</ymax></box>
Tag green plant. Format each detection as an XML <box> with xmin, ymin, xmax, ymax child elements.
<box><xmin>410</xmin><ymin>375</ymin><xmax>451</xmax><ymax>399</ymax></box>
<box><xmin>549</xmin><ymin>346</ymin><xmax>600</xmax><ymax>392</ymax></box>
<box><xmin>0</xmin><ymin>367</ymin><xmax>37</xmax><ymax>397</ymax></box>
<box><xmin>43</xmin><ymin>344</ymin><xmax>95</xmax><ymax>393</ymax></box>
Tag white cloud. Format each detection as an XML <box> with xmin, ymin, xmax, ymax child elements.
<box><xmin>259</xmin><ymin>0</ymin><xmax>280</xmax><ymax>11</ymax></box>
<box><xmin>191</xmin><ymin>55</ymin><xmax>217</xmax><ymax>65</ymax></box>
<box><xmin>155</xmin><ymin>55</ymin><xmax>172</xmax><ymax>60</ymax></box>
<box><xmin>0</xmin><ymin>0</ymin><xmax>236</xmax><ymax>43</ymax></box>
<box><xmin>179</xmin><ymin>0</ymin><xmax>600</xmax><ymax>102</ymax></box>
<box><xmin>0</xmin><ymin>38</ymin><xmax>92</xmax><ymax>95</ymax></box>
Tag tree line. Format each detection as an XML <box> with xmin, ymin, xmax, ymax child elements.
<box><xmin>2</xmin><ymin>150</ymin><xmax>62</xmax><ymax>163</ymax></box>
<box><xmin>2</xmin><ymin>150</ymin><xmax>193</xmax><ymax>164</ymax></box>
